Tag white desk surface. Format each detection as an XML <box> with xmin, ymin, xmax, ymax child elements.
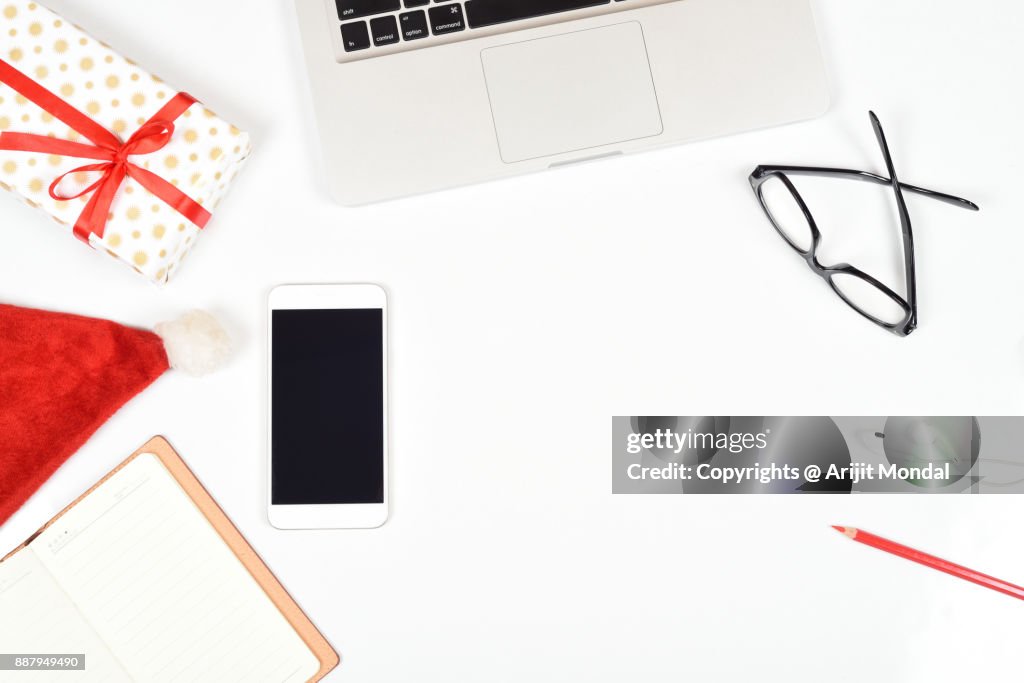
<box><xmin>2</xmin><ymin>1</ymin><xmax>1023</xmax><ymax>681</ymax></box>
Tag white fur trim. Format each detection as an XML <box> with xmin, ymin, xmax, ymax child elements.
<box><xmin>154</xmin><ymin>310</ymin><xmax>231</xmax><ymax>377</ymax></box>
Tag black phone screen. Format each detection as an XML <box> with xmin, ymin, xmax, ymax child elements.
<box><xmin>271</xmin><ymin>308</ymin><xmax>384</xmax><ymax>505</ymax></box>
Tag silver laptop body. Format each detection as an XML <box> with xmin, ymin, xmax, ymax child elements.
<box><xmin>295</xmin><ymin>0</ymin><xmax>829</xmax><ymax>205</ymax></box>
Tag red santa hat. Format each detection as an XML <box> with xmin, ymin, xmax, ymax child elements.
<box><xmin>0</xmin><ymin>304</ymin><xmax>230</xmax><ymax>525</ymax></box>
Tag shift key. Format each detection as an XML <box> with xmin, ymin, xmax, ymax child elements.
<box><xmin>336</xmin><ymin>0</ymin><xmax>400</xmax><ymax>21</ymax></box>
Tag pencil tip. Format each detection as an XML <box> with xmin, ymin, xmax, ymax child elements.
<box><xmin>831</xmin><ymin>525</ymin><xmax>845</xmax><ymax>533</ymax></box>
<box><xmin>832</xmin><ymin>525</ymin><xmax>858</xmax><ymax>539</ymax></box>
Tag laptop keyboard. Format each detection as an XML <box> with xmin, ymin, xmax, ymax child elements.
<box><xmin>335</xmin><ymin>0</ymin><xmax>652</xmax><ymax>58</ymax></box>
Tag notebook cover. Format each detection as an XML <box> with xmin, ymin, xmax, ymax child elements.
<box><xmin>2</xmin><ymin>435</ymin><xmax>340</xmax><ymax>682</ymax></box>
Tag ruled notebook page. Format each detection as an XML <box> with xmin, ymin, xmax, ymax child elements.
<box><xmin>31</xmin><ymin>453</ymin><xmax>320</xmax><ymax>683</ymax></box>
<box><xmin>0</xmin><ymin>549</ymin><xmax>131</xmax><ymax>682</ymax></box>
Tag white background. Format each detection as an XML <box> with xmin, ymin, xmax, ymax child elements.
<box><xmin>2</xmin><ymin>1</ymin><xmax>1023</xmax><ymax>681</ymax></box>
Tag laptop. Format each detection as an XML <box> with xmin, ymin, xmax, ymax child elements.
<box><xmin>294</xmin><ymin>0</ymin><xmax>829</xmax><ymax>205</ymax></box>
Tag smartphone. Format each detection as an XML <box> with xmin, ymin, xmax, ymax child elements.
<box><xmin>268</xmin><ymin>284</ymin><xmax>388</xmax><ymax>529</ymax></box>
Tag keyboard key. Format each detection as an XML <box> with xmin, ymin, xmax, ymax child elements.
<box><xmin>340</xmin><ymin>21</ymin><xmax>371</xmax><ymax>51</ymax></box>
<box><xmin>465</xmin><ymin>0</ymin><xmax>609</xmax><ymax>28</ymax></box>
<box><xmin>370</xmin><ymin>15</ymin><xmax>400</xmax><ymax>46</ymax></box>
<box><xmin>399</xmin><ymin>10</ymin><xmax>430</xmax><ymax>41</ymax></box>
<box><xmin>336</xmin><ymin>0</ymin><xmax>400</xmax><ymax>21</ymax></box>
<box><xmin>429</xmin><ymin>3</ymin><xmax>466</xmax><ymax>35</ymax></box>
<box><xmin>404</xmin><ymin>0</ymin><xmax>429</xmax><ymax>5</ymax></box>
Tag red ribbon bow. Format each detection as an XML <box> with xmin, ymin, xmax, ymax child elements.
<box><xmin>0</xmin><ymin>58</ymin><xmax>211</xmax><ymax>244</ymax></box>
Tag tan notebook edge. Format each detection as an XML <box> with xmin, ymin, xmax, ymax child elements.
<box><xmin>2</xmin><ymin>435</ymin><xmax>340</xmax><ymax>682</ymax></box>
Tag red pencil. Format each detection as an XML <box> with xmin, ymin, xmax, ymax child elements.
<box><xmin>832</xmin><ymin>526</ymin><xmax>1024</xmax><ymax>601</ymax></box>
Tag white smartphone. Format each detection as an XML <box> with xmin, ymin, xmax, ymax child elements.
<box><xmin>268</xmin><ymin>284</ymin><xmax>388</xmax><ymax>529</ymax></box>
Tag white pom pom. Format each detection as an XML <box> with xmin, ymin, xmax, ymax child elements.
<box><xmin>154</xmin><ymin>310</ymin><xmax>231</xmax><ymax>377</ymax></box>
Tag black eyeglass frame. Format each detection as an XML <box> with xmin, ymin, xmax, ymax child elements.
<box><xmin>749</xmin><ymin>112</ymin><xmax>979</xmax><ymax>337</ymax></box>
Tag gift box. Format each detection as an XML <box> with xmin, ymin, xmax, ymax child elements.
<box><xmin>0</xmin><ymin>1</ymin><xmax>251</xmax><ymax>284</ymax></box>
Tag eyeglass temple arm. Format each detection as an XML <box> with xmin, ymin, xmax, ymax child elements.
<box><xmin>868</xmin><ymin>111</ymin><xmax>921</xmax><ymax>330</ymax></box>
<box><xmin>755</xmin><ymin>166</ymin><xmax>980</xmax><ymax>212</ymax></box>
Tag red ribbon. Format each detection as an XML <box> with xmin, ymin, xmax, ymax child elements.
<box><xmin>0</xmin><ymin>58</ymin><xmax>211</xmax><ymax>244</ymax></box>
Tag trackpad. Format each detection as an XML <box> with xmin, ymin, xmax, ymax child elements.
<box><xmin>481</xmin><ymin>22</ymin><xmax>663</xmax><ymax>164</ymax></box>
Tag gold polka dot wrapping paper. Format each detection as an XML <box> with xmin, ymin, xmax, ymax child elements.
<box><xmin>0</xmin><ymin>1</ymin><xmax>252</xmax><ymax>284</ymax></box>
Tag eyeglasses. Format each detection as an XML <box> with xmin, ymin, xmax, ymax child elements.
<box><xmin>749</xmin><ymin>112</ymin><xmax>979</xmax><ymax>336</ymax></box>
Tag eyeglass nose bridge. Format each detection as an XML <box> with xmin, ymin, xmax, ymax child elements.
<box><xmin>803</xmin><ymin>249</ymin><xmax>825</xmax><ymax>271</ymax></box>
<box><xmin>795</xmin><ymin>236</ymin><xmax>833</xmax><ymax>275</ymax></box>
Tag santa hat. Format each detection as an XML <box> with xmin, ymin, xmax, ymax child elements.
<box><xmin>0</xmin><ymin>305</ymin><xmax>230</xmax><ymax>525</ymax></box>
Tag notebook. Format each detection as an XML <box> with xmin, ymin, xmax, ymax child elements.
<box><xmin>0</xmin><ymin>436</ymin><xmax>339</xmax><ymax>682</ymax></box>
